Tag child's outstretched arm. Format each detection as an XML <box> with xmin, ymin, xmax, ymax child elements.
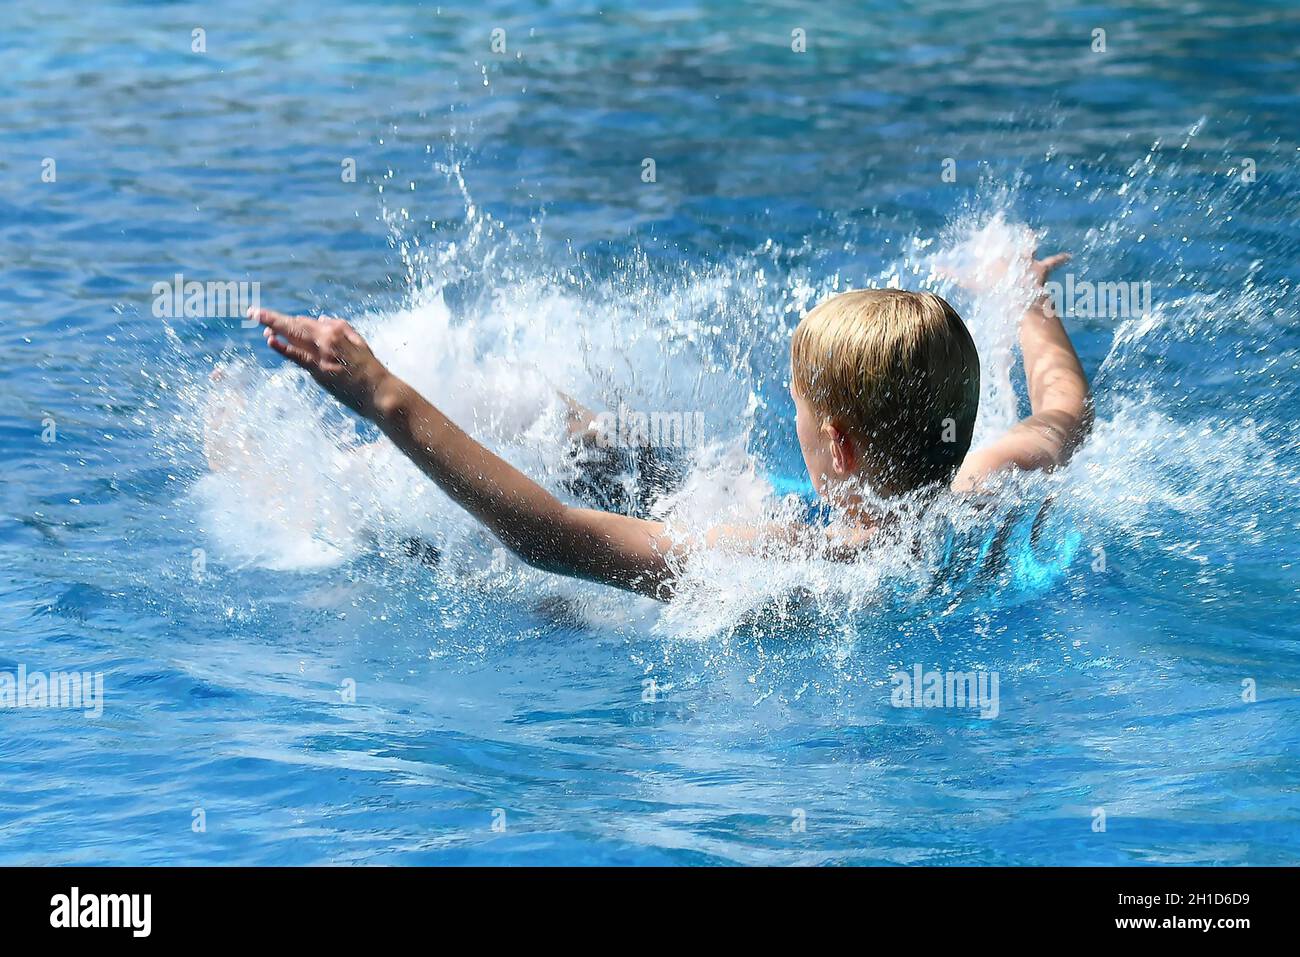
<box><xmin>952</xmin><ymin>251</ymin><xmax>1094</xmax><ymax>491</ymax></box>
<box><xmin>253</xmin><ymin>308</ymin><xmax>683</xmax><ymax>599</ymax></box>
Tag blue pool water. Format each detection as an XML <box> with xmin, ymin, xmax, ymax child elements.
<box><xmin>2</xmin><ymin>0</ymin><xmax>1298</xmax><ymax>865</ymax></box>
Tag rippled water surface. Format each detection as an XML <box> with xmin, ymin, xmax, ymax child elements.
<box><xmin>2</xmin><ymin>1</ymin><xmax>1298</xmax><ymax>864</ymax></box>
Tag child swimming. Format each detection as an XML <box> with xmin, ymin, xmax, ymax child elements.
<box><xmin>249</xmin><ymin>243</ymin><xmax>1091</xmax><ymax>600</ymax></box>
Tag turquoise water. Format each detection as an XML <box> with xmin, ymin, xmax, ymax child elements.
<box><xmin>2</xmin><ymin>0</ymin><xmax>1298</xmax><ymax>864</ymax></box>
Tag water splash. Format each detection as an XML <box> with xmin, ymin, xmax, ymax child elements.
<box><xmin>169</xmin><ymin>151</ymin><xmax>1296</xmax><ymax>647</ymax></box>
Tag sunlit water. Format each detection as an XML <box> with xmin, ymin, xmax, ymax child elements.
<box><xmin>2</xmin><ymin>1</ymin><xmax>1298</xmax><ymax>864</ymax></box>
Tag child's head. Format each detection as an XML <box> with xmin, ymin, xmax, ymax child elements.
<box><xmin>790</xmin><ymin>288</ymin><xmax>979</xmax><ymax>498</ymax></box>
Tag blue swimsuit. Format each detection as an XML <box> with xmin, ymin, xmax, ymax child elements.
<box><xmin>769</xmin><ymin>474</ymin><xmax>1082</xmax><ymax>593</ymax></box>
<box><xmin>768</xmin><ymin>474</ymin><xmax>834</xmax><ymax>527</ymax></box>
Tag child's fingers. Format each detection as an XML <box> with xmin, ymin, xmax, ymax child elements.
<box><xmin>1038</xmin><ymin>252</ymin><xmax>1071</xmax><ymax>273</ymax></box>
<box><xmin>265</xmin><ymin>331</ymin><xmax>315</xmax><ymax>368</ymax></box>
<box><xmin>251</xmin><ymin>307</ymin><xmax>318</xmax><ymax>348</ymax></box>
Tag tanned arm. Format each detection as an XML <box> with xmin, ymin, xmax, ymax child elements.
<box><xmin>952</xmin><ymin>251</ymin><xmax>1094</xmax><ymax>491</ymax></box>
<box><xmin>253</xmin><ymin>308</ymin><xmax>682</xmax><ymax>599</ymax></box>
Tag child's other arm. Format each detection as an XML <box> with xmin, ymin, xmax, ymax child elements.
<box><xmin>254</xmin><ymin>309</ymin><xmax>682</xmax><ymax>599</ymax></box>
<box><xmin>952</xmin><ymin>251</ymin><xmax>1094</xmax><ymax>491</ymax></box>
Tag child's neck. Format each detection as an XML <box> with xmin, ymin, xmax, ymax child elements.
<box><xmin>824</xmin><ymin>477</ymin><xmax>933</xmax><ymax>531</ymax></box>
<box><xmin>822</xmin><ymin>483</ymin><xmax>879</xmax><ymax>529</ymax></box>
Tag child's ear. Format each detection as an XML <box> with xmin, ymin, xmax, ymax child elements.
<box><xmin>822</xmin><ymin>420</ymin><xmax>858</xmax><ymax>476</ymax></box>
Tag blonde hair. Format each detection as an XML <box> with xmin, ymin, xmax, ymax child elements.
<box><xmin>791</xmin><ymin>289</ymin><xmax>979</xmax><ymax>493</ymax></box>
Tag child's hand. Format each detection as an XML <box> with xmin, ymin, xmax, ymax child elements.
<box><xmin>949</xmin><ymin>248</ymin><xmax>1071</xmax><ymax>293</ymax></box>
<box><xmin>252</xmin><ymin>307</ymin><xmax>391</xmax><ymax>419</ymax></box>
<box><xmin>937</xmin><ymin>220</ymin><xmax>1069</xmax><ymax>295</ymax></box>
<box><xmin>1029</xmin><ymin>250</ymin><xmax>1070</xmax><ymax>287</ymax></box>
